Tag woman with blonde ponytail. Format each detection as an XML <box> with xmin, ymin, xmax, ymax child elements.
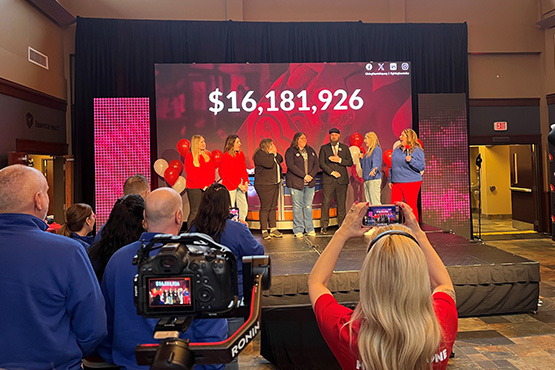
<box><xmin>360</xmin><ymin>132</ymin><xmax>382</xmax><ymax>205</ymax></box>
<box><xmin>309</xmin><ymin>202</ymin><xmax>457</xmax><ymax>370</ymax></box>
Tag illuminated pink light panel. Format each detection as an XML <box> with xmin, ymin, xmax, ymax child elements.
<box><xmin>94</xmin><ymin>97</ymin><xmax>151</xmax><ymax>228</ymax></box>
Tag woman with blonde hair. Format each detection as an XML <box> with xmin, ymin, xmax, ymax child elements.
<box><xmin>389</xmin><ymin>128</ymin><xmax>425</xmax><ymax>221</ymax></box>
<box><xmin>360</xmin><ymin>132</ymin><xmax>382</xmax><ymax>205</ymax></box>
<box><xmin>219</xmin><ymin>134</ymin><xmax>249</xmax><ymax>221</ymax></box>
<box><xmin>184</xmin><ymin>134</ymin><xmax>215</xmax><ymax>224</ymax></box>
<box><xmin>58</xmin><ymin>203</ymin><xmax>95</xmax><ymax>248</ymax></box>
<box><xmin>309</xmin><ymin>201</ymin><xmax>457</xmax><ymax>370</ymax></box>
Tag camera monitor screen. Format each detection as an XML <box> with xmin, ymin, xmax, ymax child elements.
<box><xmin>148</xmin><ymin>277</ymin><xmax>192</xmax><ymax>308</ymax></box>
<box><xmin>363</xmin><ymin>205</ymin><xmax>402</xmax><ymax>226</ymax></box>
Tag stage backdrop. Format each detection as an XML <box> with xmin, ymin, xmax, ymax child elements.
<box><xmin>155</xmin><ymin>62</ymin><xmax>411</xmax><ymax>171</ymax></box>
<box><xmin>74</xmin><ymin>19</ymin><xmax>469</xmax><ymax>209</ymax></box>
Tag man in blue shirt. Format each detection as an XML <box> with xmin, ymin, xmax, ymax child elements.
<box><xmin>99</xmin><ymin>187</ymin><xmax>227</xmax><ymax>369</ymax></box>
<box><xmin>0</xmin><ymin>164</ymin><xmax>106</xmax><ymax>370</ymax></box>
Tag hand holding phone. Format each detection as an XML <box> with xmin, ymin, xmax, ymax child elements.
<box><xmin>229</xmin><ymin>207</ymin><xmax>239</xmax><ymax>222</ymax></box>
<box><xmin>362</xmin><ymin>204</ymin><xmax>404</xmax><ymax>227</ymax></box>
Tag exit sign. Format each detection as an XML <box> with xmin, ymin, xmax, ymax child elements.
<box><xmin>494</xmin><ymin>121</ymin><xmax>507</xmax><ymax>131</ymax></box>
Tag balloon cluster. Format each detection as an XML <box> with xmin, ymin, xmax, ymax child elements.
<box><xmin>153</xmin><ymin>139</ymin><xmax>225</xmax><ymax>193</ymax></box>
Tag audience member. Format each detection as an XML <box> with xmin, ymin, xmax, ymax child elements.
<box><xmin>99</xmin><ymin>187</ymin><xmax>227</xmax><ymax>370</ymax></box>
<box><xmin>58</xmin><ymin>202</ymin><xmax>96</xmax><ymax>248</ymax></box>
<box><xmin>93</xmin><ymin>174</ymin><xmax>149</xmax><ymax>244</ymax></box>
<box><xmin>189</xmin><ymin>183</ymin><xmax>265</xmax><ymax>370</ymax></box>
<box><xmin>309</xmin><ymin>201</ymin><xmax>457</xmax><ymax>370</ymax></box>
<box><xmin>88</xmin><ymin>194</ymin><xmax>145</xmax><ymax>282</ymax></box>
<box><xmin>0</xmin><ymin>164</ymin><xmax>106</xmax><ymax>370</ymax></box>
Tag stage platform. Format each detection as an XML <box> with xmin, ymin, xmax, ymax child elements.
<box><xmin>258</xmin><ymin>228</ymin><xmax>540</xmax><ymax>370</ymax></box>
<box><xmin>260</xmin><ymin>227</ymin><xmax>540</xmax><ymax>317</ymax></box>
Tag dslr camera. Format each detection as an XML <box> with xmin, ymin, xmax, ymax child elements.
<box><xmin>133</xmin><ymin>233</ymin><xmax>238</xmax><ymax>319</ymax></box>
<box><xmin>132</xmin><ymin>233</ymin><xmax>271</xmax><ymax>370</ymax></box>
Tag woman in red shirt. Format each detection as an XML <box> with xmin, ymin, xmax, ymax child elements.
<box><xmin>185</xmin><ymin>135</ymin><xmax>215</xmax><ymax>224</ymax></box>
<box><xmin>219</xmin><ymin>134</ymin><xmax>249</xmax><ymax>221</ymax></box>
<box><xmin>309</xmin><ymin>202</ymin><xmax>458</xmax><ymax>370</ymax></box>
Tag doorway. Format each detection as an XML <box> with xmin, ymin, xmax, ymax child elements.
<box><xmin>470</xmin><ymin>144</ymin><xmax>540</xmax><ymax>237</ymax></box>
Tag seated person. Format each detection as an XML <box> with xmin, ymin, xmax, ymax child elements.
<box><xmin>0</xmin><ymin>164</ymin><xmax>106</xmax><ymax>370</ymax></box>
<box><xmin>188</xmin><ymin>183</ymin><xmax>265</xmax><ymax>370</ymax></box>
<box><xmin>58</xmin><ymin>202</ymin><xmax>96</xmax><ymax>248</ymax></box>
<box><xmin>99</xmin><ymin>187</ymin><xmax>227</xmax><ymax>370</ymax></box>
<box><xmin>88</xmin><ymin>194</ymin><xmax>145</xmax><ymax>282</ymax></box>
<box><xmin>309</xmin><ymin>201</ymin><xmax>458</xmax><ymax>370</ymax></box>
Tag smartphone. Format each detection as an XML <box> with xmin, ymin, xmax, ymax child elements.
<box><xmin>362</xmin><ymin>204</ymin><xmax>404</xmax><ymax>226</ymax></box>
<box><xmin>230</xmin><ymin>207</ymin><xmax>240</xmax><ymax>222</ymax></box>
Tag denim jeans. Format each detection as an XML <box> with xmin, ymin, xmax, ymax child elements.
<box><xmin>290</xmin><ymin>186</ymin><xmax>315</xmax><ymax>234</ymax></box>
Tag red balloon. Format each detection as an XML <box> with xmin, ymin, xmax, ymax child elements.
<box><xmin>359</xmin><ymin>145</ymin><xmax>366</xmax><ymax>157</ymax></box>
<box><xmin>177</xmin><ymin>139</ymin><xmax>190</xmax><ymax>157</ymax></box>
<box><xmin>417</xmin><ymin>139</ymin><xmax>424</xmax><ymax>149</ymax></box>
<box><xmin>211</xmin><ymin>150</ymin><xmax>223</xmax><ymax>168</ymax></box>
<box><xmin>383</xmin><ymin>149</ymin><xmax>393</xmax><ymax>167</ymax></box>
<box><xmin>164</xmin><ymin>167</ymin><xmax>179</xmax><ymax>186</ymax></box>
<box><xmin>350</xmin><ymin>132</ymin><xmax>363</xmax><ymax>147</ymax></box>
<box><xmin>168</xmin><ymin>159</ymin><xmax>183</xmax><ymax>174</ymax></box>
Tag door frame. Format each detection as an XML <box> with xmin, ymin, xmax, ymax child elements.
<box><xmin>469</xmin><ymin>134</ymin><xmax>548</xmax><ymax>233</ymax></box>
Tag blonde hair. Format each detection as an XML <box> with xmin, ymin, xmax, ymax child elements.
<box><xmin>191</xmin><ymin>135</ymin><xmax>210</xmax><ymax>167</ymax></box>
<box><xmin>365</xmin><ymin>132</ymin><xmax>381</xmax><ymax>158</ymax></box>
<box><xmin>401</xmin><ymin>129</ymin><xmax>423</xmax><ymax>154</ymax></box>
<box><xmin>348</xmin><ymin>224</ymin><xmax>441</xmax><ymax>370</ymax></box>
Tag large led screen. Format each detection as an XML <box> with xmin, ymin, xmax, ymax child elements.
<box><xmin>155</xmin><ymin>62</ymin><xmax>412</xmax><ymax>170</ymax></box>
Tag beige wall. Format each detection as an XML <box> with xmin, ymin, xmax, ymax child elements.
<box><xmin>0</xmin><ymin>0</ymin><xmax>66</xmax><ymax>99</ymax></box>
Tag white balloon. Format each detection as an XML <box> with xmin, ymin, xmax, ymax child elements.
<box><xmin>173</xmin><ymin>176</ymin><xmax>186</xmax><ymax>193</ymax></box>
<box><xmin>349</xmin><ymin>145</ymin><xmax>361</xmax><ymax>163</ymax></box>
<box><xmin>154</xmin><ymin>159</ymin><xmax>169</xmax><ymax>177</ymax></box>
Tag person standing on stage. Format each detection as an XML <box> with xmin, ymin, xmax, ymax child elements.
<box><xmin>318</xmin><ymin>128</ymin><xmax>353</xmax><ymax>234</ymax></box>
<box><xmin>285</xmin><ymin>132</ymin><xmax>320</xmax><ymax>238</ymax></box>
<box><xmin>185</xmin><ymin>135</ymin><xmax>215</xmax><ymax>224</ymax></box>
<box><xmin>253</xmin><ymin>138</ymin><xmax>284</xmax><ymax>240</ymax></box>
<box><xmin>219</xmin><ymin>134</ymin><xmax>249</xmax><ymax>221</ymax></box>
<box><xmin>389</xmin><ymin>128</ymin><xmax>425</xmax><ymax>221</ymax></box>
<box><xmin>360</xmin><ymin>132</ymin><xmax>383</xmax><ymax>206</ymax></box>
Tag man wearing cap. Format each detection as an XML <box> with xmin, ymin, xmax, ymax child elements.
<box><xmin>318</xmin><ymin>128</ymin><xmax>353</xmax><ymax>234</ymax></box>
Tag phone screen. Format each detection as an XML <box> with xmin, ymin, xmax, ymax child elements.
<box><xmin>362</xmin><ymin>205</ymin><xmax>403</xmax><ymax>226</ymax></box>
<box><xmin>230</xmin><ymin>207</ymin><xmax>239</xmax><ymax>221</ymax></box>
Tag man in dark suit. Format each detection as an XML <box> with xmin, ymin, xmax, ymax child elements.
<box><xmin>318</xmin><ymin>128</ymin><xmax>353</xmax><ymax>234</ymax></box>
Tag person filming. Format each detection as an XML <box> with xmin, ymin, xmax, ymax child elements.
<box><xmin>308</xmin><ymin>201</ymin><xmax>457</xmax><ymax>370</ymax></box>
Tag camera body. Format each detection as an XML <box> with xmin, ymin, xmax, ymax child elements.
<box><xmin>133</xmin><ymin>233</ymin><xmax>238</xmax><ymax>319</ymax></box>
<box><xmin>362</xmin><ymin>204</ymin><xmax>404</xmax><ymax>227</ymax></box>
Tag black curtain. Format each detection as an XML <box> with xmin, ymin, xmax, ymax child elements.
<box><xmin>75</xmin><ymin>17</ymin><xmax>468</xmax><ymax>205</ymax></box>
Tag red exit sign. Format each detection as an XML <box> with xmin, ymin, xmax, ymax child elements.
<box><xmin>494</xmin><ymin>121</ymin><xmax>507</xmax><ymax>131</ymax></box>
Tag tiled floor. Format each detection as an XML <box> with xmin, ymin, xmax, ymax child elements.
<box><xmin>237</xmin><ymin>227</ymin><xmax>555</xmax><ymax>370</ymax></box>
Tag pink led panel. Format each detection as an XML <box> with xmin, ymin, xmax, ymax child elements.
<box><xmin>94</xmin><ymin>98</ymin><xmax>151</xmax><ymax>228</ymax></box>
<box><xmin>419</xmin><ymin>94</ymin><xmax>470</xmax><ymax>239</ymax></box>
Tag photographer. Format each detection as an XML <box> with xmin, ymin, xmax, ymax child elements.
<box><xmin>308</xmin><ymin>202</ymin><xmax>457</xmax><ymax>370</ymax></box>
<box><xmin>189</xmin><ymin>183</ymin><xmax>264</xmax><ymax>370</ymax></box>
<box><xmin>99</xmin><ymin>187</ymin><xmax>227</xmax><ymax>370</ymax></box>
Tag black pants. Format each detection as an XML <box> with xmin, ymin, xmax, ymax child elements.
<box><xmin>255</xmin><ymin>183</ymin><xmax>280</xmax><ymax>230</ymax></box>
<box><xmin>187</xmin><ymin>188</ymin><xmax>203</xmax><ymax>225</ymax></box>
<box><xmin>321</xmin><ymin>182</ymin><xmax>348</xmax><ymax>228</ymax></box>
